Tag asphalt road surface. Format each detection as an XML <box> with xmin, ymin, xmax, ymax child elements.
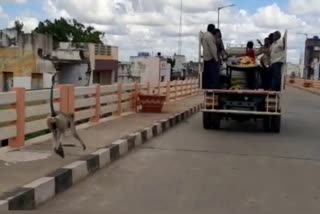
<box><xmin>39</xmin><ymin>86</ymin><xmax>320</xmax><ymax>214</ymax></box>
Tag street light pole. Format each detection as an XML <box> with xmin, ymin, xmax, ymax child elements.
<box><xmin>217</xmin><ymin>4</ymin><xmax>235</xmax><ymax>29</ymax></box>
<box><xmin>296</xmin><ymin>33</ymin><xmax>308</xmax><ymax>40</ymax></box>
<box><xmin>218</xmin><ymin>8</ymin><xmax>220</xmax><ymax>29</ymax></box>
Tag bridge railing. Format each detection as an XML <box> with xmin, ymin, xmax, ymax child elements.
<box><xmin>0</xmin><ymin>79</ymin><xmax>199</xmax><ymax>149</ymax></box>
<box><xmin>286</xmin><ymin>77</ymin><xmax>320</xmax><ymax>89</ymax></box>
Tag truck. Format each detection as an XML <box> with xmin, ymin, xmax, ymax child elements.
<box><xmin>199</xmin><ymin>31</ymin><xmax>287</xmax><ymax>133</ymax></box>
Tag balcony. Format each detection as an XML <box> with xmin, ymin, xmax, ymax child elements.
<box><xmin>95</xmin><ymin>44</ymin><xmax>118</xmax><ymax>61</ymax></box>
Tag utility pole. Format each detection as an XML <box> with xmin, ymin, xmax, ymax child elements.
<box><xmin>178</xmin><ymin>0</ymin><xmax>183</xmax><ymax>55</ymax></box>
<box><xmin>217</xmin><ymin>4</ymin><xmax>235</xmax><ymax>29</ymax></box>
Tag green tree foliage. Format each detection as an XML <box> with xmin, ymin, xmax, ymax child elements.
<box><xmin>33</xmin><ymin>18</ymin><xmax>104</xmax><ymax>44</ymax></box>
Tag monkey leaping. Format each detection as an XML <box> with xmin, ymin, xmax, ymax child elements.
<box><xmin>46</xmin><ymin>72</ymin><xmax>87</xmax><ymax>158</ymax></box>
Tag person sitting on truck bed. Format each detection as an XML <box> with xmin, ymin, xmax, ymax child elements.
<box><xmin>270</xmin><ymin>31</ymin><xmax>286</xmax><ymax>91</ymax></box>
<box><xmin>201</xmin><ymin>24</ymin><xmax>220</xmax><ymax>90</ymax></box>
<box><xmin>246</xmin><ymin>41</ymin><xmax>256</xmax><ymax>61</ymax></box>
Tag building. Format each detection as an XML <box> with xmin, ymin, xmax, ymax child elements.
<box><xmin>49</xmin><ymin>42</ymin><xmax>95</xmax><ymax>87</ymax></box>
<box><xmin>0</xmin><ymin>27</ymin><xmax>119</xmax><ymax>91</ymax></box>
<box><xmin>51</xmin><ymin>43</ymin><xmax>118</xmax><ymax>86</ymax></box>
<box><xmin>173</xmin><ymin>54</ymin><xmax>186</xmax><ymax>76</ymax></box>
<box><xmin>125</xmin><ymin>53</ymin><xmax>171</xmax><ymax>84</ymax></box>
<box><xmin>93</xmin><ymin>44</ymin><xmax>119</xmax><ymax>85</ymax></box>
<box><xmin>118</xmin><ymin>61</ymin><xmax>138</xmax><ymax>84</ymax></box>
<box><xmin>304</xmin><ymin>36</ymin><xmax>320</xmax><ymax>79</ymax></box>
<box><xmin>183</xmin><ymin>61</ymin><xmax>199</xmax><ymax>78</ymax></box>
<box><xmin>0</xmin><ymin>28</ymin><xmax>55</xmax><ymax>91</ymax></box>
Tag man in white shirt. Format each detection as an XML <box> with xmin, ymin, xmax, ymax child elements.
<box><xmin>270</xmin><ymin>31</ymin><xmax>286</xmax><ymax>91</ymax></box>
<box><xmin>201</xmin><ymin>24</ymin><xmax>220</xmax><ymax>89</ymax></box>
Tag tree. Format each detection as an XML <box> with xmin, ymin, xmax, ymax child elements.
<box><xmin>33</xmin><ymin>18</ymin><xmax>104</xmax><ymax>44</ymax></box>
<box><xmin>13</xmin><ymin>20</ymin><xmax>24</xmax><ymax>33</ymax></box>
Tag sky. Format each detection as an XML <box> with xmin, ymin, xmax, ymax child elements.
<box><xmin>0</xmin><ymin>0</ymin><xmax>320</xmax><ymax>63</ymax></box>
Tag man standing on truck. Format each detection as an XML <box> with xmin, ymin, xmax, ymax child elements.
<box><xmin>270</xmin><ymin>31</ymin><xmax>286</xmax><ymax>91</ymax></box>
<box><xmin>213</xmin><ymin>28</ymin><xmax>228</xmax><ymax>64</ymax></box>
<box><xmin>201</xmin><ymin>24</ymin><xmax>220</xmax><ymax>89</ymax></box>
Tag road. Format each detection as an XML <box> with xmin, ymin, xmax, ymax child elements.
<box><xmin>39</xmin><ymin>87</ymin><xmax>320</xmax><ymax>213</ymax></box>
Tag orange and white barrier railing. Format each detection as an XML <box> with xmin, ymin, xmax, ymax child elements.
<box><xmin>0</xmin><ymin>79</ymin><xmax>200</xmax><ymax>149</ymax></box>
<box><xmin>286</xmin><ymin>77</ymin><xmax>320</xmax><ymax>89</ymax></box>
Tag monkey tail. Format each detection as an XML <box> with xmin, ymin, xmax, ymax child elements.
<box><xmin>50</xmin><ymin>73</ymin><xmax>57</xmax><ymax>117</ymax></box>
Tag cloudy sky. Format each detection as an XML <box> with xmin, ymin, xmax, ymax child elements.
<box><xmin>0</xmin><ymin>0</ymin><xmax>320</xmax><ymax>63</ymax></box>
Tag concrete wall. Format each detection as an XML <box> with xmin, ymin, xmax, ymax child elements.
<box><xmin>173</xmin><ymin>55</ymin><xmax>186</xmax><ymax>72</ymax></box>
<box><xmin>130</xmin><ymin>57</ymin><xmax>160</xmax><ymax>84</ymax></box>
<box><xmin>0</xmin><ymin>28</ymin><xmax>18</xmax><ymax>47</ymax></box>
<box><xmin>160</xmin><ymin>59</ymin><xmax>171</xmax><ymax>82</ymax></box>
<box><xmin>130</xmin><ymin>56</ymin><xmax>172</xmax><ymax>84</ymax></box>
<box><xmin>0</xmin><ymin>31</ymin><xmax>119</xmax><ymax>90</ymax></box>
<box><xmin>0</xmin><ymin>32</ymin><xmax>55</xmax><ymax>91</ymax></box>
<box><xmin>14</xmin><ymin>76</ymin><xmax>31</xmax><ymax>89</ymax></box>
<box><xmin>118</xmin><ymin>62</ymin><xmax>136</xmax><ymax>84</ymax></box>
<box><xmin>58</xmin><ymin>63</ymin><xmax>89</xmax><ymax>86</ymax></box>
<box><xmin>0</xmin><ymin>47</ymin><xmax>36</xmax><ymax>77</ymax></box>
<box><xmin>111</xmin><ymin>46</ymin><xmax>118</xmax><ymax>60</ymax></box>
<box><xmin>43</xmin><ymin>73</ymin><xmax>54</xmax><ymax>89</ymax></box>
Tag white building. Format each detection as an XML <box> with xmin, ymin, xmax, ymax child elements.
<box><xmin>118</xmin><ymin>61</ymin><xmax>135</xmax><ymax>83</ymax></box>
<box><xmin>122</xmin><ymin>54</ymin><xmax>171</xmax><ymax>84</ymax></box>
<box><xmin>173</xmin><ymin>54</ymin><xmax>186</xmax><ymax>72</ymax></box>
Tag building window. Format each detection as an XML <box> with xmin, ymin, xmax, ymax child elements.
<box><xmin>2</xmin><ymin>72</ymin><xmax>14</xmax><ymax>92</ymax></box>
<box><xmin>31</xmin><ymin>73</ymin><xmax>43</xmax><ymax>90</ymax></box>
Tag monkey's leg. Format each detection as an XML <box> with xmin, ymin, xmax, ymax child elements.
<box><xmin>54</xmin><ymin>131</ymin><xmax>65</xmax><ymax>158</ymax></box>
<box><xmin>52</xmin><ymin>129</ymin><xmax>59</xmax><ymax>150</ymax></box>
<box><xmin>69</xmin><ymin>120</ymin><xmax>87</xmax><ymax>150</ymax></box>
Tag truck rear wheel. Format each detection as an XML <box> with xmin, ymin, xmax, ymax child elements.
<box><xmin>203</xmin><ymin>112</ymin><xmax>221</xmax><ymax>130</ymax></box>
<box><xmin>263</xmin><ymin>115</ymin><xmax>281</xmax><ymax>133</ymax></box>
<box><xmin>270</xmin><ymin>115</ymin><xmax>281</xmax><ymax>133</ymax></box>
<box><xmin>263</xmin><ymin>116</ymin><xmax>270</xmax><ymax>132</ymax></box>
<box><xmin>203</xmin><ymin>112</ymin><xmax>212</xmax><ymax>130</ymax></box>
<box><xmin>211</xmin><ymin>113</ymin><xmax>221</xmax><ymax>129</ymax></box>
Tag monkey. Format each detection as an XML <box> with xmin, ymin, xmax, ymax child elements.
<box><xmin>46</xmin><ymin>72</ymin><xmax>87</xmax><ymax>158</ymax></box>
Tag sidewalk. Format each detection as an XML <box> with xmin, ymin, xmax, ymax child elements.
<box><xmin>0</xmin><ymin>95</ymin><xmax>202</xmax><ymax>195</ymax></box>
<box><xmin>287</xmin><ymin>83</ymin><xmax>320</xmax><ymax>96</ymax></box>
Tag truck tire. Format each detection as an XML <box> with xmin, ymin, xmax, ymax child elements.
<box><xmin>203</xmin><ymin>112</ymin><xmax>212</xmax><ymax>130</ymax></box>
<box><xmin>263</xmin><ymin>116</ymin><xmax>270</xmax><ymax>132</ymax></box>
<box><xmin>211</xmin><ymin>113</ymin><xmax>221</xmax><ymax>129</ymax></box>
<box><xmin>270</xmin><ymin>115</ymin><xmax>281</xmax><ymax>133</ymax></box>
